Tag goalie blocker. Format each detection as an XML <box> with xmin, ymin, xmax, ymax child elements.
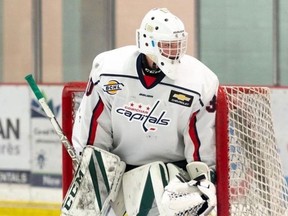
<box><xmin>61</xmin><ymin>145</ymin><xmax>216</xmax><ymax>216</ymax></box>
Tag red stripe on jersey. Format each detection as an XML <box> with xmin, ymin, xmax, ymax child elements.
<box><xmin>87</xmin><ymin>99</ymin><xmax>104</xmax><ymax>145</ymax></box>
<box><xmin>189</xmin><ymin>111</ymin><xmax>201</xmax><ymax>161</ymax></box>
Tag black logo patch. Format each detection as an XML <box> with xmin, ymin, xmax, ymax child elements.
<box><xmin>169</xmin><ymin>90</ymin><xmax>193</xmax><ymax>107</ymax></box>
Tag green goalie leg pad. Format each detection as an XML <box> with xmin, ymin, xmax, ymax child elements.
<box><xmin>61</xmin><ymin>146</ymin><xmax>126</xmax><ymax>216</ymax></box>
<box><xmin>122</xmin><ymin>161</ymin><xmax>169</xmax><ymax>216</ymax></box>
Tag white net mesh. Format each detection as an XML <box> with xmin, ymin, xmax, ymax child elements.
<box><xmin>222</xmin><ymin>86</ymin><xmax>288</xmax><ymax>215</ymax></box>
<box><xmin>71</xmin><ymin>91</ymin><xmax>84</xmax><ymax>124</ymax></box>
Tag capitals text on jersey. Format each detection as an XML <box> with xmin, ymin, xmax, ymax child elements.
<box><xmin>116</xmin><ymin>100</ymin><xmax>170</xmax><ymax>132</ymax></box>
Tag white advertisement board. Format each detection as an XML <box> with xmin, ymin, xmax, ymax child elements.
<box><xmin>0</xmin><ymin>84</ymin><xmax>63</xmax><ymax>202</ymax></box>
<box><xmin>30</xmin><ymin>85</ymin><xmax>62</xmax><ymax>189</ymax></box>
<box><xmin>0</xmin><ymin>85</ymin><xmax>31</xmax><ymax>184</ymax></box>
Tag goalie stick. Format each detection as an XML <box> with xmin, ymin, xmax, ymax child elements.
<box><xmin>25</xmin><ymin>74</ymin><xmax>79</xmax><ymax>170</ymax></box>
<box><xmin>25</xmin><ymin>74</ymin><xmax>126</xmax><ymax>216</ymax></box>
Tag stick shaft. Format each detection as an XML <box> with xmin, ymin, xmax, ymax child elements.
<box><xmin>25</xmin><ymin>74</ymin><xmax>79</xmax><ymax>169</ymax></box>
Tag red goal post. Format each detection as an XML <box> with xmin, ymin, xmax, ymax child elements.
<box><xmin>62</xmin><ymin>82</ymin><xmax>87</xmax><ymax>197</ymax></box>
<box><xmin>62</xmin><ymin>82</ymin><xmax>288</xmax><ymax>215</ymax></box>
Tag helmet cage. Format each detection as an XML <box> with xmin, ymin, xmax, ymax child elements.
<box><xmin>158</xmin><ymin>38</ymin><xmax>187</xmax><ymax>61</ymax></box>
<box><xmin>136</xmin><ymin>28</ymin><xmax>188</xmax><ymax>79</ymax></box>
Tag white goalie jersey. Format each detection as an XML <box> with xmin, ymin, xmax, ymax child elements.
<box><xmin>72</xmin><ymin>45</ymin><xmax>219</xmax><ymax>167</ymax></box>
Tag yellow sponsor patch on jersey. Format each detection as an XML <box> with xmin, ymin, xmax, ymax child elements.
<box><xmin>173</xmin><ymin>93</ymin><xmax>191</xmax><ymax>102</ymax></box>
<box><xmin>169</xmin><ymin>90</ymin><xmax>193</xmax><ymax>107</ymax></box>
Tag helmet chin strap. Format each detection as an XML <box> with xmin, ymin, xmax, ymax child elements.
<box><xmin>141</xmin><ymin>54</ymin><xmax>163</xmax><ymax>77</ymax></box>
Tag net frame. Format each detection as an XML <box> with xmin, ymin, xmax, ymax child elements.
<box><xmin>62</xmin><ymin>82</ymin><xmax>87</xmax><ymax>197</ymax></box>
<box><xmin>216</xmin><ymin>86</ymin><xmax>288</xmax><ymax>215</ymax></box>
<box><xmin>61</xmin><ymin>83</ymin><xmax>288</xmax><ymax>215</ymax></box>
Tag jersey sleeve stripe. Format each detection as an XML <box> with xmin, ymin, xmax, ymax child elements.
<box><xmin>87</xmin><ymin>99</ymin><xmax>104</xmax><ymax>145</ymax></box>
<box><xmin>189</xmin><ymin>111</ymin><xmax>201</xmax><ymax>161</ymax></box>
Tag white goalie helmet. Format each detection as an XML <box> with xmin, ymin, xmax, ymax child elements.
<box><xmin>136</xmin><ymin>8</ymin><xmax>188</xmax><ymax>79</ymax></box>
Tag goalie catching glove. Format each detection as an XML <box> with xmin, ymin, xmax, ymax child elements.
<box><xmin>161</xmin><ymin>162</ymin><xmax>216</xmax><ymax>216</ymax></box>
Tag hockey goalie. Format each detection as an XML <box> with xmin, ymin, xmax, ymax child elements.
<box><xmin>61</xmin><ymin>7</ymin><xmax>219</xmax><ymax>216</ymax></box>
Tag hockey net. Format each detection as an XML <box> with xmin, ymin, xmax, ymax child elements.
<box><xmin>62</xmin><ymin>83</ymin><xmax>288</xmax><ymax>215</ymax></box>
